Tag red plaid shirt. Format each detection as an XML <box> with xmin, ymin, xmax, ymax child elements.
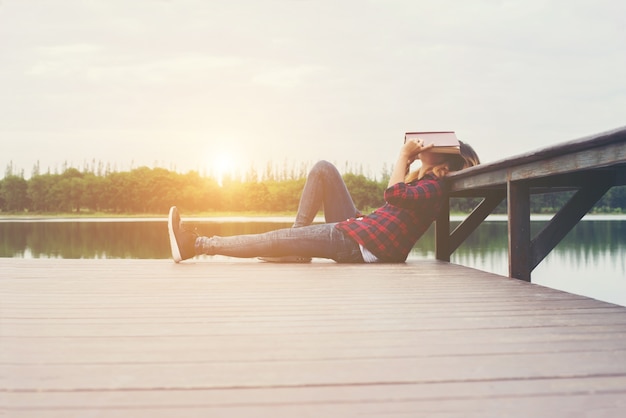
<box><xmin>335</xmin><ymin>173</ymin><xmax>444</xmax><ymax>262</ymax></box>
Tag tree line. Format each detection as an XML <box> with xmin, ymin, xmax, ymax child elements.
<box><xmin>0</xmin><ymin>163</ymin><xmax>624</xmax><ymax>215</ymax></box>
<box><xmin>0</xmin><ymin>161</ymin><xmax>388</xmax><ymax>214</ymax></box>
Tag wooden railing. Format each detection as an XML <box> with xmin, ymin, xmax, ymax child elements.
<box><xmin>435</xmin><ymin>126</ymin><xmax>626</xmax><ymax>281</ymax></box>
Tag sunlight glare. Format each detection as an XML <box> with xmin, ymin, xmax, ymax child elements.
<box><xmin>213</xmin><ymin>151</ymin><xmax>234</xmax><ymax>187</ymax></box>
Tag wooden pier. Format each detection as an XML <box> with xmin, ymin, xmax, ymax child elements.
<box><xmin>3</xmin><ymin>128</ymin><xmax>626</xmax><ymax>416</ymax></box>
<box><xmin>436</xmin><ymin>126</ymin><xmax>626</xmax><ymax>281</ymax></box>
<box><xmin>2</xmin><ymin>258</ymin><xmax>626</xmax><ymax>417</ymax></box>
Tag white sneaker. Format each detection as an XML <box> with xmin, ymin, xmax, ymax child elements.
<box><xmin>168</xmin><ymin>206</ymin><xmax>198</xmax><ymax>263</ymax></box>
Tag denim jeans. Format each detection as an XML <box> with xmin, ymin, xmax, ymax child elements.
<box><xmin>196</xmin><ymin>161</ymin><xmax>364</xmax><ymax>262</ymax></box>
<box><xmin>293</xmin><ymin>160</ymin><xmax>360</xmax><ymax>227</ymax></box>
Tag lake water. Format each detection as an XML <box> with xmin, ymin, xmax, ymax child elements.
<box><xmin>1</xmin><ymin>216</ymin><xmax>624</xmax><ymax>307</ymax></box>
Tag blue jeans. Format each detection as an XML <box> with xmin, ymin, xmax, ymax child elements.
<box><xmin>196</xmin><ymin>161</ymin><xmax>364</xmax><ymax>262</ymax></box>
<box><xmin>293</xmin><ymin>160</ymin><xmax>360</xmax><ymax>227</ymax></box>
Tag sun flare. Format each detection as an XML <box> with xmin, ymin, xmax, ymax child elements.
<box><xmin>212</xmin><ymin>151</ymin><xmax>235</xmax><ymax>187</ymax></box>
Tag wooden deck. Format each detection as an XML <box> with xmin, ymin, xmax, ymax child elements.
<box><xmin>2</xmin><ymin>258</ymin><xmax>626</xmax><ymax>417</ymax></box>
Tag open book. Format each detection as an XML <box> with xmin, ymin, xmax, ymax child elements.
<box><xmin>404</xmin><ymin>131</ymin><xmax>460</xmax><ymax>155</ymax></box>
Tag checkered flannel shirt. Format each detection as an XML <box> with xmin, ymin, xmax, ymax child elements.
<box><xmin>335</xmin><ymin>173</ymin><xmax>444</xmax><ymax>262</ymax></box>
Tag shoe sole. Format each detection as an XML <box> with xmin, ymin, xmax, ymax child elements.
<box><xmin>258</xmin><ymin>256</ymin><xmax>312</xmax><ymax>263</ymax></box>
<box><xmin>168</xmin><ymin>206</ymin><xmax>183</xmax><ymax>263</ymax></box>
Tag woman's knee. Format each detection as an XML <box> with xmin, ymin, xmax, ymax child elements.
<box><xmin>310</xmin><ymin>160</ymin><xmax>339</xmax><ymax>177</ymax></box>
<box><xmin>312</xmin><ymin>160</ymin><xmax>334</xmax><ymax>170</ymax></box>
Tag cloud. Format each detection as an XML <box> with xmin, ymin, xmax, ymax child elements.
<box><xmin>26</xmin><ymin>47</ymin><xmax>246</xmax><ymax>83</ymax></box>
<box><xmin>252</xmin><ymin>65</ymin><xmax>328</xmax><ymax>89</ymax></box>
<box><xmin>25</xmin><ymin>43</ymin><xmax>100</xmax><ymax>77</ymax></box>
<box><xmin>84</xmin><ymin>54</ymin><xmax>246</xmax><ymax>83</ymax></box>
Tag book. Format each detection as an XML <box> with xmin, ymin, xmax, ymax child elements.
<box><xmin>404</xmin><ymin>131</ymin><xmax>460</xmax><ymax>154</ymax></box>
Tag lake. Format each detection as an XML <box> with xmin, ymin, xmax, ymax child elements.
<box><xmin>1</xmin><ymin>216</ymin><xmax>624</xmax><ymax>307</ymax></box>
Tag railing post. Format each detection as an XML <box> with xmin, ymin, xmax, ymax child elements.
<box><xmin>508</xmin><ymin>180</ymin><xmax>531</xmax><ymax>281</ymax></box>
<box><xmin>435</xmin><ymin>197</ymin><xmax>451</xmax><ymax>262</ymax></box>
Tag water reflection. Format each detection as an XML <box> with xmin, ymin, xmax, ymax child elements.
<box><xmin>424</xmin><ymin>220</ymin><xmax>626</xmax><ymax>307</ymax></box>
<box><xmin>446</xmin><ymin>220</ymin><xmax>626</xmax><ymax>277</ymax></box>
<box><xmin>1</xmin><ymin>218</ymin><xmax>624</xmax><ymax>306</ymax></box>
<box><xmin>0</xmin><ymin>220</ymin><xmax>292</xmax><ymax>259</ymax></box>
<box><xmin>1</xmin><ymin>219</ymin><xmax>624</xmax><ymax>266</ymax></box>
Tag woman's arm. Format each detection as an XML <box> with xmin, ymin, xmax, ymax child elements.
<box><xmin>388</xmin><ymin>138</ymin><xmax>433</xmax><ymax>187</ymax></box>
<box><xmin>384</xmin><ymin>178</ymin><xmax>443</xmax><ymax>209</ymax></box>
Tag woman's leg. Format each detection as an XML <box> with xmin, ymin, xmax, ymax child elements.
<box><xmin>196</xmin><ymin>223</ymin><xmax>364</xmax><ymax>263</ymax></box>
<box><xmin>293</xmin><ymin>160</ymin><xmax>359</xmax><ymax>227</ymax></box>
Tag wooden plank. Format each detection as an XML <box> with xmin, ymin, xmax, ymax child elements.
<box><xmin>446</xmin><ymin>126</ymin><xmax>626</xmax><ymax>191</ymax></box>
<box><xmin>7</xmin><ymin>390</ymin><xmax>626</xmax><ymax>418</ymax></box>
<box><xmin>2</xmin><ymin>259</ymin><xmax>626</xmax><ymax>417</ymax></box>
<box><xmin>6</xmin><ymin>377</ymin><xmax>626</xmax><ymax>408</ymax></box>
<box><xmin>447</xmin><ymin>142</ymin><xmax>626</xmax><ymax>191</ymax></box>
<box><xmin>6</xmin><ymin>348</ymin><xmax>626</xmax><ymax>389</ymax></box>
<box><xmin>5</xmin><ymin>328</ymin><xmax>626</xmax><ymax>363</ymax></box>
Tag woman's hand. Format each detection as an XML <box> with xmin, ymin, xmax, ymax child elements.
<box><xmin>388</xmin><ymin>138</ymin><xmax>434</xmax><ymax>187</ymax></box>
<box><xmin>401</xmin><ymin>137</ymin><xmax>434</xmax><ymax>164</ymax></box>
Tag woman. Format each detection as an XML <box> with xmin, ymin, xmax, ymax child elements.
<box><xmin>168</xmin><ymin>137</ymin><xmax>480</xmax><ymax>263</ymax></box>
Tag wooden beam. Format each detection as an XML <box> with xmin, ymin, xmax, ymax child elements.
<box><xmin>448</xmin><ymin>191</ymin><xmax>506</xmax><ymax>255</ymax></box>
<box><xmin>449</xmin><ymin>142</ymin><xmax>625</xmax><ymax>192</ymax></box>
<box><xmin>508</xmin><ymin>181</ymin><xmax>531</xmax><ymax>281</ymax></box>
<box><xmin>447</xmin><ymin>128</ymin><xmax>626</xmax><ymax>193</ymax></box>
<box><xmin>448</xmin><ymin>168</ymin><xmax>624</xmax><ymax>198</ymax></box>
<box><xmin>435</xmin><ymin>196</ymin><xmax>451</xmax><ymax>262</ymax></box>
<box><xmin>530</xmin><ymin>173</ymin><xmax>614</xmax><ymax>271</ymax></box>
<box><xmin>524</xmin><ymin>169</ymin><xmax>611</xmax><ymax>189</ymax></box>
<box><xmin>616</xmin><ymin>164</ymin><xmax>626</xmax><ymax>186</ymax></box>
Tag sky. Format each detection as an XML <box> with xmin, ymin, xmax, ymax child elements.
<box><xmin>1</xmin><ymin>0</ymin><xmax>625</xmax><ymax>180</ymax></box>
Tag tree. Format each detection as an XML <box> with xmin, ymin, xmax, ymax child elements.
<box><xmin>0</xmin><ymin>175</ymin><xmax>29</xmax><ymax>212</ymax></box>
<box><xmin>27</xmin><ymin>174</ymin><xmax>54</xmax><ymax>212</ymax></box>
<box><xmin>59</xmin><ymin>168</ymin><xmax>85</xmax><ymax>212</ymax></box>
<box><xmin>342</xmin><ymin>173</ymin><xmax>385</xmax><ymax>211</ymax></box>
<box><xmin>81</xmin><ymin>173</ymin><xmax>105</xmax><ymax>212</ymax></box>
<box><xmin>595</xmin><ymin>185</ymin><xmax>626</xmax><ymax>213</ymax></box>
<box><xmin>240</xmin><ymin>182</ymin><xmax>271</xmax><ymax>211</ymax></box>
<box><xmin>3</xmin><ymin>160</ymin><xmax>624</xmax><ymax>215</ymax></box>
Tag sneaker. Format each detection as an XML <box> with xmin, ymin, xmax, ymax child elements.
<box><xmin>258</xmin><ymin>256</ymin><xmax>312</xmax><ymax>263</ymax></box>
<box><xmin>168</xmin><ymin>206</ymin><xmax>198</xmax><ymax>263</ymax></box>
